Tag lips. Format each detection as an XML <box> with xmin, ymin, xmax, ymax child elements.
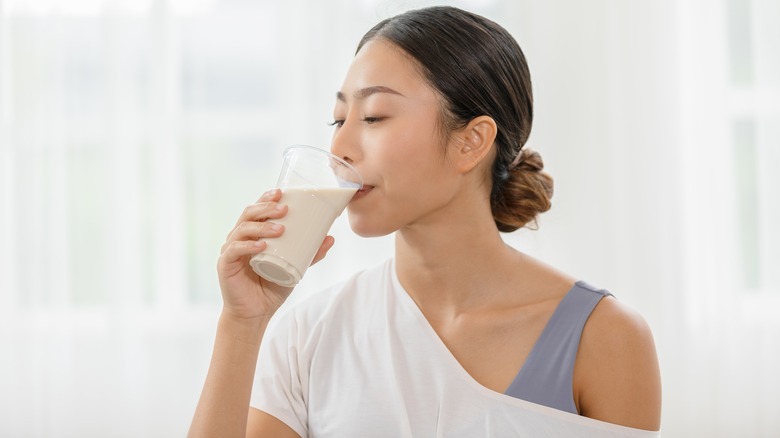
<box><xmin>352</xmin><ymin>185</ymin><xmax>374</xmax><ymax>201</ymax></box>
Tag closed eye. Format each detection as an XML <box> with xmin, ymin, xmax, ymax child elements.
<box><xmin>329</xmin><ymin>116</ymin><xmax>385</xmax><ymax>128</ymax></box>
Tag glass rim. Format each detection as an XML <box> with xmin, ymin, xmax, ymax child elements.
<box><xmin>282</xmin><ymin>144</ymin><xmax>363</xmax><ymax>187</ymax></box>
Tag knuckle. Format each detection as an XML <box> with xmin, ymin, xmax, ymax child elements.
<box><xmin>226</xmin><ymin>240</ymin><xmax>243</xmax><ymax>252</ymax></box>
<box><xmin>246</xmin><ymin>202</ymin><xmax>275</xmax><ymax>220</ymax></box>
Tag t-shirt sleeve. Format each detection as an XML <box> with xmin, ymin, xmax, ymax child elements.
<box><xmin>250</xmin><ymin>308</ymin><xmax>309</xmax><ymax>437</ymax></box>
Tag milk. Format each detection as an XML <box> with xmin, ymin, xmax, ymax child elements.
<box><xmin>250</xmin><ymin>187</ymin><xmax>357</xmax><ymax>286</ymax></box>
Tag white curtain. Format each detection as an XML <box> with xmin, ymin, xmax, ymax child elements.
<box><xmin>0</xmin><ymin>0</ymin><xmax>777</xmax><ymax>436</ymax></box>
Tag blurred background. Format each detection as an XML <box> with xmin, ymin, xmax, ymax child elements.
<box><xmin>0</xmin><ymin>0</ymin><xmax>778</xmax><ymax>436</ymax></box>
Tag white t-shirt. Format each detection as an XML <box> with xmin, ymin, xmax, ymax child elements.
<box><xmin>251</xmin><ymin>258</ymin><xmax>659</xmax><ymax>437</ymax></box>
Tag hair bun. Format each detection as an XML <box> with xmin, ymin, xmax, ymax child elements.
<box><xmin>514</xmin><ymin>148</ymin><xmax>544</xmax><ymax>173</ymax></box>
<box><xmin>492</xmin><ymin>148</ymin><xmax>553</xmax><ymax>232</ymax></box>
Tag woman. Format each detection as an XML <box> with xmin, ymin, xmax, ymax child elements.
<box><xmin>189</xmin><ymin>6</ymin><xmax>661</xmax><ymax>437</ymax></box>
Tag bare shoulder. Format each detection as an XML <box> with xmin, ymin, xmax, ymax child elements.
<box><xmin>573</xmin><ymin>295</ymin><xmax>662</xmax><ymax>431</ymax></box>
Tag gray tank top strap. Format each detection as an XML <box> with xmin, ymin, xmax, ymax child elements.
<box><xmin>504</xmin><ymin>281</ymin><xmax>612</xmax><ymax>414</ymax></box>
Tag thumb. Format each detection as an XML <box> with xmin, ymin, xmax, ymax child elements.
<box><xmin>310</xmin><ymin>235</ymin><xmax>335</xmax><ymax>266</ymax></box>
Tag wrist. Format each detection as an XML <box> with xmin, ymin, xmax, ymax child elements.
<box><xmin>220</xmin><ymin>303</ymin><xmax>278</xmax><ymax>324</ymax></box>
<box><xmin>218</xmin><ymin>310</ymin><xmax>272</xmax><ymax>345</ymax></box>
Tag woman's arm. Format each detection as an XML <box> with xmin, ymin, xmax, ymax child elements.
<box><xmin>188</xmin><ymin>189</ymin><xmax>332</xmax><ymax>437</ymax></box>
<box><xmin>188</xmin><ymin>314</ymin><xmax>299</xmax><ymax>438</ymax></box>
<box><xmin>573</xmin><ymin>297</ymin><xmax>662</xmax><ymax>431</ymax></box>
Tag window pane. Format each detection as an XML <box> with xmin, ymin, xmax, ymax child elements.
<box><xmin>732</xmin><ymin>117</ymin><xmax>760</xmax><ymax>290</ymax></box>
<box><xmin>726</xmin><ymin>0</ymin><xmax>754</xmax><ymax>87</ymax></box>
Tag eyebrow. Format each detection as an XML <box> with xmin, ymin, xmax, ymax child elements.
<box><xmin>336</xmin><ymin>85</ymin><xmax>404</xmax><ymax>102</ymax></box>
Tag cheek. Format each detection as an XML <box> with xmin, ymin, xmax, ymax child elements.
<box><xmin>378</xmin><ymin>119</ymin><xmax>443</xmax><ymax>170</ymax></box>
<box><xmin>405</xmin><ymin>116</ymin><xmax>441</xmax><ymax>148</ymax></box>
<box><xmin>377</xmin><ymin>125</ymin><xmax>450</xmax><ymax>197</ymax></box>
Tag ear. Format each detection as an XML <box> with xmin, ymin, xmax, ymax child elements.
<box><xmin>452</xmin><ymin>115</ymin><xmax>497</xmax><ymax>174</ymax></box>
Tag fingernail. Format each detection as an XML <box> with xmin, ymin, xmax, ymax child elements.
<box><xmin>253</xmin><ymin>239</ymin><xmax>264</xmax><ymax>247</ymax></box>
<box><xmin>269</xmin><ymin>223</ymin><xmax>282</xmax><ymax>231</ymax></box>
<box><xmin>275</xmin><ymin>204</ymin><xmax>285</xmax><ymax>211</ymax></box>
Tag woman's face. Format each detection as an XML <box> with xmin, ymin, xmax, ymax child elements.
<box><xmin>331</xmin><ymin>38</ymin><xmax>464</xmax><ymax>237</ymax></box>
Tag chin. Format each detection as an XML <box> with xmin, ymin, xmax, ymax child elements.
<box><xmin>347</xmin><ymin>213</ymin><xmax>396</xmax><ymax>238</ymax></box>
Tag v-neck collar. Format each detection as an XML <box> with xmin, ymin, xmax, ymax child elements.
<box><xmin>387</xmin><ymin>257</ymin><xmax>577</xmax><ymax>398</ymax></box>
<box><xmin>377</xmin><ymin>258</ymin><xmax>659</xmax><ymax>436</ymax></box>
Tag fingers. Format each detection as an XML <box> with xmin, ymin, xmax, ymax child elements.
<box><xmin>221</xmin><ymin>221</ymin><xmax>284</xmax><ymax>254</ymax></box>
<box><xmin>227</xmin><ymin>189</ymin><xmax>287</xmax><ymax>242</ymax></box>
<box><xmin>236</xmin><ymin>189</ymin><xmax>286</xmax><ymax>222</ymax></box>
<box><xmin>310</xmin><ymin>235</ymin><xmax>336</xmax><ymax>266</ymax></box>
<box><xmin>221</xmin><ymin>189</ymin><xmax>288</xmax><ymax>274</ymax></box>
<box><xmin>255</xmin><ymin>188</ymin><xmax>282</xmax><ymax>204</ymax></box>
<box><xmin>219</xmin><ymin>239</ymin><xmax>267</xmax><ymax>268</ymax></box>
<box><xmin>221</xmin><ymin>190</ymin><xmax>337</xmax><ymax>276</ymax></box>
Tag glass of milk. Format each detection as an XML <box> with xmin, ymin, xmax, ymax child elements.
<box><xmin>249</xmin><ymin>145</ymin><xmax>362</xmax><ymax>287</ymax></box>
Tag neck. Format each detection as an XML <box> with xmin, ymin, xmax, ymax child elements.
<box><xmin>394</xmin><ymin>199</ymin><xmax>522</xmax><ymax>317</ymax></box>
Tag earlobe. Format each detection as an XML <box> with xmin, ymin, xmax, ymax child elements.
<box><xmin>456</xmin><ymin>115</ymin><xmax>497</xmax><ymax>173</ymax></box>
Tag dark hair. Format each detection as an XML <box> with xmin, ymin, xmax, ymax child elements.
<box><xmin>357</xmin><ymin>6</ymin><xmax>553</xmax><ymax>232</ymax></box>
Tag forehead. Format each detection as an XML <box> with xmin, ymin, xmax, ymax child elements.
<box><xmin>339</xmin><ymin>38</ymin><xmax>435</xmax><ymax>100</ymax></box>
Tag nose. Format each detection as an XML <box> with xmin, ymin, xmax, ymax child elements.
<box><xmin>330</xmin><ymin>118</ymin><xmax>361</xmax><ymax>165</ymax></box>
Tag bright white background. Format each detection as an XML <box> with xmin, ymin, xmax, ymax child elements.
<box><xmin>1</xmin><ymin>0</ymin><xmax>778</xmax><ymax>436</ymax></box>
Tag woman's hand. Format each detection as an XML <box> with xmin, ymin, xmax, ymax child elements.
<box><xmin>217</xmin><ymin>189</ymin><xmax>336</xmax><ymax>321</ymax></box>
